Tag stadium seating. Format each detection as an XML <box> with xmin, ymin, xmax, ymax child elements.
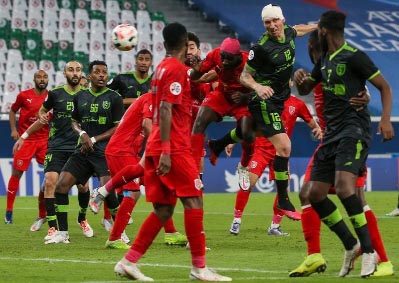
<box><xmin>0</xmin><ymin>0</ymin><xmax>214</xmax><ymax>111</ymax></box>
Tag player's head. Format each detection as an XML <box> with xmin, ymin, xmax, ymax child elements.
<box><xmin>162</xmin><ymin>22</ymin><xmax>188</xmax><ymax>53</ymax></box>
<box><xmin>135</xmin><ymin>49</ymin><xmax>153</xmax><ymax>74</ymax></box>
<box><xmin>33</xmin><ymin>69</ymin><xmax>49</xmax><ymax>91</ymax></box>
<box><xmin>187</xmin><ymin>32</ymin><xmax>201</xmax><ymax>56</ymax></box>
<box><xmin>261</xmin><ymin>4</ymin><xmax>285</xmax><ymax>39</ymax></box>
<box><xmin>88</xmin><ymin>60</ymin><xmax>108</xmax><ymax>89</ymax></box>
<box><xmin>79</xmin><ymin>75</ymin><xmax>89</xmax><ymax>88</ymax></box>
<box><xmin>308</xmin><ymin>30</ymin><xmax>321</xmax><ymax>64</ymax></box>
<box><xmin>220</xmin><ymin>37</ymin><xmax>242</xmax><ymax>70</ymax></box>
<box><xmin>318</xmin><ymin>10</ymin><xmax>346</xmax><ymax>52</ymax></box>
<box><xmin>64</xmin><ymin>61</ymin><xmax>83</xmax><ymax>87</ymax></box>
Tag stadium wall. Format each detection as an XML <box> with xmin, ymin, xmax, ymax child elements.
<box><xmin>0</xmin><ymin>120</ymin><xmax>398</xmax><ymax>196</ymax></box>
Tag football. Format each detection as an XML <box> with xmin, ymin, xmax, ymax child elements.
<box><xmin>111</xmin><ymin>24</ymin><xmax>139</xmax><ymax>51</ymax></box>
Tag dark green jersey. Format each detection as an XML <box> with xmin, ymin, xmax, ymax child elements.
<box><xmin>107</xmin><ymin>72</ymin><xmax>152</xmax><ymax>99</ymax></box>
<box><xmin>42</xmin><ymin>85</ymin><xmax>82</xmax><ymax>152</ymax></box>
<box><xmin>246</xmin><ymin>25</ymin><xmax>297</xmax><ymax>103</ymax></box>
<box><xmin>72</xmin><ymin>87</ymin><xmax>124</xmax><ymax>152</ymax></box>
<box><xmin>310</xmin><ymin>42</ymin><xmax>379</xmax><ymax>146</ymax></box>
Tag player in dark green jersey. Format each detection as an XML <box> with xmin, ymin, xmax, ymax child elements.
<box><xmin>107</xmin><ymin>49</ymin><xmax>153</xmax><ymax>109</ymax></box>
<box><xmin>240</xmin><ymin>4</ymin><xmax>317</xmax><ymax>219</ymax></box>
<box><xmin>294</xmin><ymin>10</ymin><xmax>394</xmax><ymax>277</ymax></box>
<box><xmin>46</xmin><ymin>60</ymin><xmax>124</xmax><ymax>244</ymax></box>
<box><xmin>13</xmin><ymin>61</ymin><xmax>95</xmax><ymax>241</ymax></box>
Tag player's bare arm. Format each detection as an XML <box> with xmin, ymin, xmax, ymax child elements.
<box><xmin>370</xmin><ymin>74</ymin><xmax>394</xmax><ymax>142</ymax></box>
<box><xmin>13</xmin><ymin>119</ymin><xmax>46</xmax><ymax>153</ymax></box>
<box><xmin>158</xmin><ymin>101</ymin><xmax>172</xmax><ymax>176</ymax></box>
<box><xmin>240</xmin><ymin>65</ymin><xmax>274</xmax><ymax>99</ymax></box>
<box><xmin>38</xmin><ymin>106</ymin><xmax>50</xmax><ymax>124</ymax></box>
<box><xmin>293</xmin><ymin>23</ymin><xmax>318</xmax><ymax>37</ymax></box>
<box><xmin>72</xmin><ymin>120</ymin><xmax>93</xmax><ymax>154</ymax></box>
<box><xmin>9</xmin><ymin>109</ymin><xmax>19</xmax><ymax>140</ymax></box>
<box><xmin>294</xmin><ymin>68</ymin><xmax>317</xmax><ymax>95</ymax></box>
<box><xmin>307</xmin><ymin>119</ymin><xmax>323</xmax><ymax>140</ymax></box>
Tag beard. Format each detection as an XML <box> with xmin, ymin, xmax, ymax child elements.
<box><xmin>67</xmin><ymin>76</ymin><xmax>81</xmax><ymax>87</ymax></box>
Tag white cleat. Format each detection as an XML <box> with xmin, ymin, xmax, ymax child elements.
<box><xmin>44</xmin><ymin>227</ymin><xmax>57</xmax><ymax>241</ymax></box>
<box><xmin>114</xmin><ymin>257</ymin><xmax>154</xmax><ymax>281</ymax></box>
<box><xmin>121</xmin><ymin>230</ymin><xmax>130</xmax><ymax>244</ymax></box>
<box><xmin>189</xmin><ymin>266</ymin><xmax>232</xmax><ymax>281</ymax></box>
<box><xmin>361</xmin><ymin>252</ymin><xmax>377</xmax><ymax>278</ymax></box>
<box><xmin>229</xmin><ymin>218</ymin><xmax>241</xmax><ymax>235</ymax></box>
<box><xmin>339</xmin><ymin>241</ymin><xmax>361</xmax><ymax>277</ymax></box>
<box><xmin>44</xmin><ymin>231</ymin><xmax>70</xmax><ymax>244</ymax></box>
<box><xmin>385</xmin><ymin>208</ymin><xmax>399</xmax><ymax>216</ymax></box>
<box><xmin>237</xmin><ymin>162</ymin><xmax>250</xmax><ymax>191</ymax></box>
<box><xmin>101</xmin><ymin>218</ymin><xmax>113</xmax><ymax>232</ymax></box>
<box><xmin>78</xmin><ymin>220</ymin><xmax>94</xmax><ymax>238</ymax></box>
<box><xmin>30</xmin><ymin>217</ymin><xmax>47</xmax><ymax>232</ymax></box>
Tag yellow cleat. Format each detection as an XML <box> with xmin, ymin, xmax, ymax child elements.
<box><xmin>371</xmin><ymin>261</ymin><xmax>394</xmax><ymax>277</ymax></box>
<box><xmin>105</xmin><ymin>239</ymin><xmax>130</xmax><ymax>250</ymax></box>
<box><xmin>289</xmin><ymin>253</ymin><xmax>327</xmax><ymax>277</ymax></box>
<box><xmin>164</xmin><ymin>232</ymin><xmax>188</xmax><ymax>246</ymax></box>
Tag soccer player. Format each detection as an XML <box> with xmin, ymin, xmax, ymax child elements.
<box><xmin>114</xmin><ymin>22</ymin><xmax>231</xmax><ymax>281</ymax></box>
<box><xmin>79</xmin><ymin>75</ymin><xmax>89</xmax><ymax>88</ymax></box>
<box><xmin>45</xmin><ymin>60</ymin><xmax>124</xmax><ymax>244</ymax></box>
<box><xmin>290</xmin><ymin>29</ymin><xmax>394</xmax><ymax>278</ymax></box>
<box><xmin>13</xmin><ymin>61</ymin><xmax>95</xmax><ymax>241</ymax></box>
<box><xmin>228</xmin><ymin>93</ymin><xmax>322</xmax><ymax>236</ymax></box>
<box><xmin>108</xmin><ymin>48</ymin><xmax>153</xmax><ymax>108</ymax></box>
<box><xmin>294</xmin><ymin>10</ymin><xmax>394</xmax><ymax>277</ymax></box>
<box><xmin>189</xmin><ymin>37</ymin><xmax>254</xmax><ymax>191</ymax></box>
<box><xmin>5</xmin><ymin>70</ymin><xmax>49</xmax><ymax>227</ymax></box>
<box><xmin>239</xmin><ymin>3</ymin><xmax>317</xmax><ymax>219</ymax></box>
<box><xmin>90</xmin><ymin>92</ymin><xmax>188</xmax><ymax>249</ymax></box>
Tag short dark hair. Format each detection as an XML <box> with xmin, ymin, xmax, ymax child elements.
<box><xmin>88</xmin><ymin>60</ymin><xmax>107</xmax><ymax>73</ymax></box>
<box><xmin>136</xmin><ymin>49</ymin><xmax>153</xmax><ymax>59</ymax></box>
<box><xmin>162</xmin><ymin>22</ymin><xmax>187</xmax><ymax>50</ymax></box>
<box><xmin>188</xmin><ymin>32</ymin><xmax>200</xmax><ymax>49</ymax></box>
<box><xmin>319</xmin><ymin>10</ymin><xmax>346</xmax><ymax>33</ymax></box>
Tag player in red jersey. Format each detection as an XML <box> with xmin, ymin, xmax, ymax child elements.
<box><xmin>114</xmin><ymin>22</ymin><xmax>231</xmax><ymax>282</ymax></box>
<box><xmin>189</xmin><ymin>37</ymin><xmax>255</xmax><ymax>192</ymax></box>
<box><xmin>289</xmin><ymin>29</ymin><xmax>393</xmax><ymax>277</ymax></box>
<box><xmin>89</xmin><ymin>92</ymin><xmax>188</xmax><ymax>248</ymax></box>
<box><xmin>5</xmin><ymin>70</ymin><xmax>49</xmax><ymax>227</ymax></box>
<box><xmin>227</xmin><ymin>93</ymin><xmax>322</xmax><ymax>236</ymax></box>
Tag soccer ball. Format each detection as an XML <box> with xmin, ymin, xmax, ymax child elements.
<box><xmin>111</xmin><ymin>24</ymin><xmax>139</xmax><ymax>51</ymax></box>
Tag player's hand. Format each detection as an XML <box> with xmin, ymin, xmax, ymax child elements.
<box><xmin>13</xmin><ymin>138</ymin><xmax>25</xmax><ymax>154</ymax></box>
<box><xmin>254</xmin><ymin>84</ymin><xmax>274</xmax><ymax>100</ymax></box>
<box><xmin>349</xmin><ymin>89</ymin><xmax>370</xmax><ymax>111</ymax></box>
<box><xmin>312</xmin><ymin>127</ymin><xmax>323</xmax><ymax>140</ymax></box>
<box><xmin>377</xmin><ymin>118</ymin><xmax>394</xmax><ymax>142</ymax></box>
<box><xmin>225</xmin><ymin>144</ymin><xmax>235</xmax><ymax>158</ymax></box>
<box><xmin>80</xmin><ymin>134</ymin><xmax>94</xmax><ymax>154</ymax></box>
<box><xmin>39</xmin><ymin>112</ymin><xmax>49</xmax><ymax>124</ymax></box>
<box><xmin>294</xmin><ymin>69</ymin><xmax>310</xmax><ymax>85</ymax></box>
<box><xmin>188</xmin><ymin>54</ymin><xmax>202</xmax><ymax>71</ymax></box>
<box><xmin>157</xmin><ymin>154</ymin><xmax>171</xmax><ymax>176</ymax></box>
<box><xmin>11</xmin><ymin>129</ymin><xmax>19</xmax><ymax>141</ymax></box>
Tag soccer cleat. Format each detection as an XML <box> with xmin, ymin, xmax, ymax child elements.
<box><xmin>186</xmin><ymin>242</ymin><xmax>211</xmax><ymax>252</ymax></box>
<box><xmin>89</xmin><ymin>188</ymin><xmax>105</xmax><ymax>214</ymax></box>
<box><xmin>121</xmin><ymin>230</ymin><xmax>130</xmax><ymax>244</ymax></box>
<box><xmin>114</xmin><ymin>257</ymin><xmax>154</xmax><ymax>281</ymax></box>
<box><xmin>229</xmin><ymin>218</ymin><xmax>241</xmax><ymax>235</ymax></box>
<box><xmin>30</xmin><ymin>217</ymin><xmax>47</xmax><ymax>232</ymax></box>
<box><xmin>189</xmin><ymin>266</ymin><xmax>232</xmax><ymax>281</ymax></box>
<box><xmin>385</xmin><ymin>208</ymin><xmax>399</xmax><ymax>216</ymax></box>
<box><xmin>101</xmin><ymin>218</ymin><xmax>113</xmax><ymax>232</ymax></box>
<box><xmin>276</xmin><ymin>203</ymin><xmax>301</xmax><ymax>221</ymax></box>
<box><xmin>127</xmin><ymin>217</ymin><xmax>134</xmax><ymax>225</ymax></box>
<box><xmin>164</xmin><ymin>232</ymin><xmax>188</xmax><ymax>246</ymax></box>
<box><xmin>44</xmin><ymin>231</ymin><xmax>70</xmax><ymax>244</ymax></box>
<box><xmin>371</xmin><ymin>261</ymin><xmax>394</xmax><ymax>277</ymax></box>
<box><xmin>207</xmin><ymin>139</ymin><xmax>221</xmax><ymax>166</ymax></box>
<box><xmin>105</xmin><ymin>239</ymin><xmax>130</xmax><ymax>250</ymax></box>
<box><xmin>237</xmin><ymin>162</ymin><xmax>250</xmax><ymax>191</ymax></box>
<box><xmin>4</xmin><ymin>210</ymin><xmax>12</xmax><ymax>224</ymax></box>
<box><xmin>78</xmin><ymin>220</ymin><xmax>94</xmax><ymax>238</ymax></box>
<box><xmin>361</xmin><ymin>252</ymin><xmax>377</xmax><ymax>277</ymax></box>
<box><xmin>267</xmin><ymin>226</ymin><xmax>290</xmax><ymax>236</ymax></box>
<box><xmin>339</xmin><ymin>241</ymin><xmax>361</xmax><ymax>277</ymax></box>
<box><xmin>44</xmin><ymin>227</ymin><xmax>57</xmax><ymax>241</ymax></box>
<box><xmin>289</xmin><ymin>253</ymin><xmax>327</xmax><ymax>277</ymax></box>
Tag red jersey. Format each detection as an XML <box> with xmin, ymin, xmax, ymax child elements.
<box><xmin>313</xmin><ymin>83</ymin><xmax>325</xmax><ymax>132</ymax></box>
<box><xmin>146</xmin><ymin>57</ymin><xmax>192</xmax><ymax>156</ymax></box>
<box><xmin>105</xmin><ymin>92</ymin><xmax>152</xmax><ymax>156</ymax></box>
<box><xmin>11</xmin><ymin>88</ymin><xmax>49</xmax><ymax>140</ymax></box>
<box><xmin>200</xmin><ymin>48</ymin><xmax>250</xmax><ymax>101</ymax></box>
<box><xmin>282</xmin><ymin>95</ymin><xmax>314</xmax><ymax>136</ymax></box>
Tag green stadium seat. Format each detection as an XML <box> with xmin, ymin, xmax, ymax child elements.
<box><xmin>9</xmin><ymin>29</ymin><xmax>25</xmax><ymax>51</ymax></box>
<box><xmin>24</xmin><ymin>29</ymin><xmax>42</xmax><ymax>61</ymax></box>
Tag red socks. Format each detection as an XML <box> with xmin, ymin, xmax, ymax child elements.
<box><xmin>301</xmin><ymin>205</ymin><xmax>321</xmax><ymax>255</ymax></box>
<box><xmin>105</xmin><ymin>164</ymin><xmax>144</xmax><ymax>193</ymax></box>
<box><xmin>109</xmin><ymin>197</ymin><xmax>137</xmax><ymax>241</ymax></box>
<box><xmin>6</xmin><ymin>175</ymin><xmax>20</xmax><ymax>211</ymax></box>
<box><xmin>234</xmin><ymin>189</ymin><xmax>251</xmax><ymax>218</ymax></box>
<box><xmin>185</xmin><ymin>208</ymin><xmax>206</xmax><ymax>268</ymax></box>
<box><xmin>163</xmin><ymin>217</ymin><xmax>178</xmax><ymax>233</ymax></box>
<box><xmin>365</xmin><ymin>209</ymin><xmax>388</xmax><ymax>262</ymax></box>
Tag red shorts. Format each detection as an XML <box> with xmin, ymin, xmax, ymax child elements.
<box><xmin>304</xmin><ymin>143</ymin><xmax>367</xmax><ymax>189</ymax></box>
<box><xmin>13</xmin><ymin>139</ymin><xmax>47</xmax><ymax>171</ymax></box>
<box><xmin>248</xmin><ymin>137</ymin><xmax>275</xmax><ymax>178</ymax></box>
<box><xmin>201</xmin><ymin>90</ymin><xmax>250</xmax><ymax>121</ymax></box>
<box><xmin>144</xmin><ymin>153</ymin><xmax>203</xmax><ymax>205</ymax></box>
<box><xmin>106</xmin><ymin>154</ymin><xmax>141</xmax><ymax>192</ymax></box>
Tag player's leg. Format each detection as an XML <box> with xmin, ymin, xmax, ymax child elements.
<box><xmin>77</xmin><ymin>182</ymin><xmax>93</xmax><ymax>238</ymax></box>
